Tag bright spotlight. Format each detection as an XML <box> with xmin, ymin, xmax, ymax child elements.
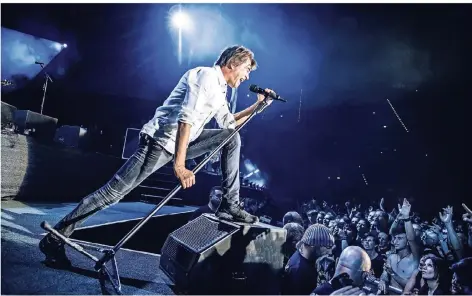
<box><xmin>172</xmin><ymin>11</ymin><xmax>191</xmax><ymax>30</ymax></box>
<box><xmin>63</xmin><ymin>44</ymin><xmax>67</xmax><ymax>48</ymax></box>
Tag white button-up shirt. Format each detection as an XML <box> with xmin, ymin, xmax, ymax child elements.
<box><xmin>141</xmin><ymin>65</ymin><xmax>236</xmax><ymax>154</ymax></box>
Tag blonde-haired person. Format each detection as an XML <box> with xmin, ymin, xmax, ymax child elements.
<box><xmin>39</xmin><ymin>45</ymin><xmax>274</xmax><ymax>269</ymax></box>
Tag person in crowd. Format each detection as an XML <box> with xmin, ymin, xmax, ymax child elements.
<box><xmin>188</xmin><ymin>186</ymin><xmax>223</xmax><ymax>221</ymax></box>
<box><xmin>282</xmin><ymin>222</ymin><xmax>305</xmax><ymax>265</ymax></box>
<box><xmin>377</xmin><ymin>231</ymin><xmax>392</xmax><ymax>257</ymax></box>
<box><xmin>403</xmin><ymin>253</ymin><xmax>428</xmax><ymax>295</ymax></box>
<box><xmin>361</xmin><ymin>231</ymin><xmax>384</xmax><ymax>277</ymax></box>
<box><xmin>307</xmin><ymin>209</ymin><xmax>319</xmax><ymax>225</ymax></box>
<box><xmin>356</xmin><ymin>218</ymin><xmax>370</xmax><ymax>244</ymax></box>
<box><xmin>315</xmin><ymin>242</ymin><xmax>336</xmax><ymax>287</ymax></box>
<box><xmin>379</xmin><ymin>199</ymin><xmax>421</xmax><ymax>293</ymax></box>
<box><xmin>450</xmin><ymin>257</ymin><xmax>472</xmax><ymax>295</ymax></box>
<box><xmin>417</xmin><ymin>254</ymin><xmax>452</xmax><ymax>295</ymax></box>
<box><xmin>282</xmin><ymin>224</ymin><xmax>334</xmax><ymax>295</ymax></box>
<box><xmin>323</xmin><ymin>213</ymin><xmax>334</xmax><ymax>228</ymax></box>
<box><xmin>283</xmin><ymin>211</ymin><xmax>304</xmax><ymax>227</ymax></box>
<box><xmin>438</xmin><ymin>206</ymin><xmax>464</xmax><ymax>260</ymax></box>
<box><xmin>311</xmin><ymin>246</ymin><xmax>371</xmax><ymax>295</ymax></box>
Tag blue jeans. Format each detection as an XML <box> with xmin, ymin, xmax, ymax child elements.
<box><xmin>54</xmin><ymin>129</ymin><xmax>241</xmax><ymax>237</ymax></box>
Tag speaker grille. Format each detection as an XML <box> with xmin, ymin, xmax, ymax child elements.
<box><xmin>171</xmin><ymin>215</ymin><xmax>237</xmax><ymax>253</ymax></box>
<box><xmin>161</xmin><ymin>215</ymin><xmax>239</xmax><ymax>273</ymax></box>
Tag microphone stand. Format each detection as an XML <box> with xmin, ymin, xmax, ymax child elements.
<box><xmin>40</xmin><ymin>95</ymin><xmax>276</xmax><ymax>295</ymax></box>
<box><xmin>38</xmin><ymin>63</ymin><xmax>53</xmax><ymax>115</ymax></box>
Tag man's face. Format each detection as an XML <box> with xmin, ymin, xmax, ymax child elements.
<box><xmin>374</xmin><ymin>210</ymin><xmax>384</xmax><ymax>221</ymax></box>
<box><xmin>393</xmin><ymin>233</ymin><xmax>408</xmax><ymax>250</ymax></box>
<box><xmin>378</xmin><ymin>232</ymin><xmax>389</xmax><ymax>247</ymax></box>
<box><xmin>328</xmin><ymin>220</ymin><xmax>337</xmax><ymax>232</ymax></box>
<box><xmin>362</xmin><ymin>235</ymin><xmax>377</xmax><ymax>251</ymax></box>
<box><xmin>451</xmin><ymin>272</ymin><xmax>471</xmax><ymax>294</ymax></box>
<box><xmin>227</xmin><ymin>59</ymin><xmax>252</xmax><ymax>88</ymax></box>
<box><xmin>301</xmin><ymin>244</ymin><xmax>318</xmax><ymax>260</ymax></box>
<box><xmin>413</xmin><ymin>215</ymin><xmax>421</xmax><ymax>224</ymax></box>
<box><xmin>451</xmin><ymin>272</ymin><xmax>461</xmax><ymax>294</ymax></box>
<box><xmin>337</xmin><ymin>218</ymin><xmax>346</xmax><ymax>230</ymax></box>
<box><xmin>317</xmin><ymin>213</ymin><xmax>325</xmax><ymax>224</ymax></box>
<box><xmin>351</xmin><ymin>217</ymin><xmax>359</xmax><ymax>225</ymax></box>
<box><xmin>323</xmin><ymin>214</ymin><xmax>333</xmax><ymax>226</ymax></box>
<box><xmin>356</xmin><ymin>219</ymin><xmax>369</xmax><ymax>233</ymax></box>
<box><xmin>308</xmin><ymin>212</ymin><xmax>318</xmax><ymax>224</ymax></box>
<box><xmin>367</xmin><ymin>211</ymin><xmax>375</xmax><ymax>223</ymax></box>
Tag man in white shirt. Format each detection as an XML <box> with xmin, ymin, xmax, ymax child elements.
<box><xmin>39</xmin><ymin>45</ymin><xmax>273</xmax><ymax>269</ymax></box>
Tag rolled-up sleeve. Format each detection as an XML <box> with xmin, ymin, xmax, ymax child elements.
<box><xmin>177</xmin><ymin>69</ymin><xmax>214</xmax><ymax>126</ymax></box>
<box><xmin>214</xmin><ymin>103</ymin><xmax>236</xmax><ymax>129</ymax></box>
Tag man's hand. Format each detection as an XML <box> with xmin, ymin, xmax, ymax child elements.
<box><xmin>463</xmin><ymin>213</ymin><xmax>472</xmax><ymax>224</ymax></box>
<box><xmin>377</xmin><ymin>280</ymin><xmax>387</xmax><ymax>294</ymax></box>
<box><xmin>397</xmin><ymin>198</ymin><xmax>411</xmax><ymax>219</ymax></box>
<box><xmin>256</xmin><ymin>88</ymin><xmax>274</xmax><ymax>106</ymax></box>
<box><xmin>174</xmin><ymin>165</ymin><xmax>195</xmax><ymax>189</ymax></box>
<box><xmin>439</xmin><ymin>205</ymin><xmax>453</xmax><ymax>225</ymax></box>
<box><xmin>384</xmin><ymin>262</ymin><xmax>394</xmax><ymax>276</ymax></box>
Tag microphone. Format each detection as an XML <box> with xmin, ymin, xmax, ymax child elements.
<box><xmin>249</xmin><ymin>84</ymin><xmax>286</xmax><ymax>102</ymax></box>
<box><xmin>35</xmin><ymin>61</ymin><xmax>45</xmax><ymax>65</ymax></box>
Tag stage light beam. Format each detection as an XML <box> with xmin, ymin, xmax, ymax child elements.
<box><xmin>170</xmin><ymin>9</ymin><xmax>192</xmax><ymax>66</ymax></box>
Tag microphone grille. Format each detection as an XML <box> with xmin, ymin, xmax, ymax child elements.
<box><xmin>249</xmin><ymin>84</ymin><xmax>258</xmax><ymax>91</ymax></box>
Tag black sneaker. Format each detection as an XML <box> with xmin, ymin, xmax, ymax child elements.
<box><xmin>216</xmin><ymin>201</ymin><xmax>259</xmax><ymax>224</ymax></box>
<box><xmin>39</xmin><ymin>235</ymin><xmax>71</xmax><ymax>269</ymax></box>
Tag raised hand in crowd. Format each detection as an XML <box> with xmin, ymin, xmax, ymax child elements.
<box><xmin>439</xmin><ymin>205</ymin><xmax>453</xmax><ymax>225</ymax></box>
<box><xmin>397</xmin><ymin>198</ymin><xmax>412</xmax><ymax>219</ymax></box>
<box><xmin>462</xmin><ymin>203</ymin><xmax>472</xmax><ymax>224</ymax></box>
<box><xmin>379</xmin><ymin>197</ymin><xmax>386</xmax><ymax>212</ymax></box>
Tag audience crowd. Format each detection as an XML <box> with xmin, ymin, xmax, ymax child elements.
<box><xmin>280</xmin><ymin>197</ymin><xmax>472</xmax><ymax>295</ymax></box>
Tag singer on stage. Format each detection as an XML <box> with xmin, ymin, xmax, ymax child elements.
<box><xmin>39</xmin><ymin>45</ymin><xmax>274</xmax><ymax>268</ymax></box>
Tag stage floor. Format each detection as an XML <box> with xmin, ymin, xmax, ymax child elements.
<box><xmin>1</xmin><ymin>200</ymin><xmax>196</xmax><ymax>295</ymax></box>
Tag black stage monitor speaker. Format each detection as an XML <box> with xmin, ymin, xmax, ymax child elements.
<box><xmin>159</xmin><ymin>214</ymin><xmax>286</xmax><ymax>295</ymax></box>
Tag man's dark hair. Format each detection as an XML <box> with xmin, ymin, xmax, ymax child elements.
<box><xmin>391</xmin><ymin>223</ymin><xmax>406</xmax><ymax>237</ymax></box>
<box><xmin>361</xmin><ymin>231</ymin><xmax>379</xmax><ymax>245</ymax></box>
<box><xmin>214</xmin><ymin>45</ymin><xmax>257</xmax><ymax>70</ymax></box>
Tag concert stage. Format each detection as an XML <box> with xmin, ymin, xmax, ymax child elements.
<box><xmin>1</xmin><ymin>200</ymin><xmax>286</xmax><ymax>295</ymax></box>
<box><xmin>1</xmin><ymin>132</ymin><xmax>284</xmax><ymax>295</ymax></box>
<box><xmin>1</xmin><ymin>200</ymin><xmax>196</xmax><ymax>295</ymax></box>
